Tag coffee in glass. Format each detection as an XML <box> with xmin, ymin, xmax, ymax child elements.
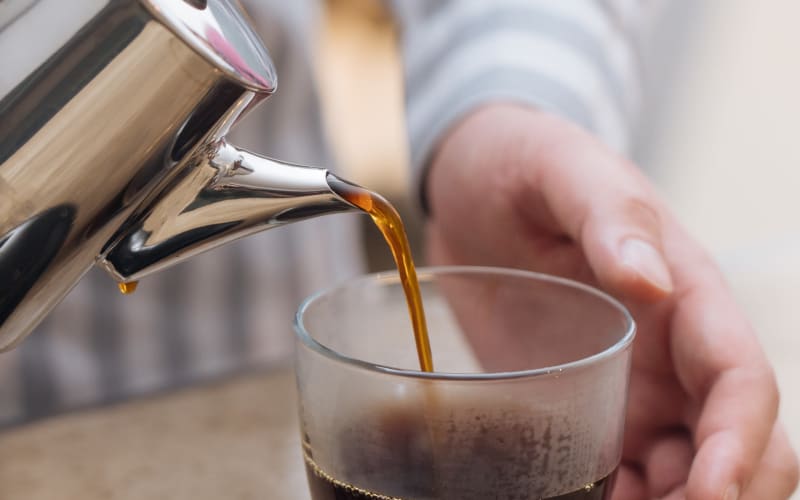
<box><xmin>294</xmin><ymin>267</ymin><xmax>634</xmax><ymax>500</ymax></box>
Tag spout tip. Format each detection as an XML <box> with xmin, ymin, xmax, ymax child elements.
<box><xmin>326</xmin><ymin>173</ymin><xmax>371</xmax><ymax>211</ymax></box>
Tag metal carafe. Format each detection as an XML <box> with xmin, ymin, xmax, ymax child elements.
<box><xmin>0</xmin><ymin>0</ymin><xmax>359</xmax><ymax>350</ymax></box>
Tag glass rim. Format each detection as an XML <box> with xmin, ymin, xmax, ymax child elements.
<box><xmin>294</xmin><ymin>265</ymin><xmax>636</xmax><ymax>381</ymax></box>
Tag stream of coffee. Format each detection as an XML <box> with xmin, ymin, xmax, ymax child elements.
<box><xmin>328</xmin><ymin>177</ymin><xmax>434</xmax><ymax>372</ymax></box>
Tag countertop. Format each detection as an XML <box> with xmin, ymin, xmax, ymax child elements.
<box><xmin>0</xmin><ymin>368</ymin><xmax>310</xmax><ymax>500</ymax></box>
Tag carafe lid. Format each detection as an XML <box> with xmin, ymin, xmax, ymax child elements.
<box><xmin>142</xmin><ymin>0</ymin><xmax>277</xmax><ymax>93</ymax></box>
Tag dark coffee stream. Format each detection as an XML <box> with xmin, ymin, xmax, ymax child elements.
<box><xmin>328</xmin><ymin>177</ymin><xmax>433</xmax><ymax>372</ymax></box>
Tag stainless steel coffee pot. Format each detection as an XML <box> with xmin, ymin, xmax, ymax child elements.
<box><xmin>0</xmin><ymin>0</ymin><xmax>359</xmax><ymax>350</ymax></box>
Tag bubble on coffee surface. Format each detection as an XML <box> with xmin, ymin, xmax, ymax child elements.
<box><xmin>317</xmin><ymin>397</ymin><xmax>616</xmax><ymax>500</ymax></box>
<box><xmin>304</xmin><ymin>452</ymin><xmax>404</xmax><ymax>500</ymax></box>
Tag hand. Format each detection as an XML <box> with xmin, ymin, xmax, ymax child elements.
<box><xmin>424</xmin><ymin>104</ymin><xmax>799</xmax><ymax>499</ymax></box>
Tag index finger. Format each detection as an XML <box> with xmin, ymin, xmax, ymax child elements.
<box><xmin>665</xmin><ymin>223</ymin><xmax>779</xmax><ymax>499</ymax></box>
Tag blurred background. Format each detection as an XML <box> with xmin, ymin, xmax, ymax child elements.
<box><xmin>318</xmin><ymin>0</ymin><xmax>800</xmax><ymax>473</ymax></box>
<box><xmin>1</xmin><ymin>2</ymin><xmax>797</xmax><ymax>498</ymax></box>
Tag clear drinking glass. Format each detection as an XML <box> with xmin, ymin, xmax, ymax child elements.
<box><xmin>294</xmin><ymin>266</ymin><xmax>635</xmax><ymax>500</ymax></box>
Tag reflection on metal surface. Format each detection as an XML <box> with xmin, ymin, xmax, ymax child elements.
<box><xmin>141</xmin><ymin>0</ymin><xmax>276</xmax><ymax>92</ymax></box>
<box><xmin>0</xmin><ymin>0</ymin><xmax>351</xmax><ymax>351</ymax></box>
<box><xmin>0</xmin><ymin>205</ymin><xmax>75</xmax><ymax>324</ymax></box>
<box><xmin>100</xmin><ymin>142</ymin><xmax>355</xmax><ymax>281</ymax></box>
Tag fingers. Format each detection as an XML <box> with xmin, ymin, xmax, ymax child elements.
<box><xmin>612</xmin><ymin>464</ymin><xmax>647</xmax><ymax>500</ymax></box>
<box><xmin>659</xmin><ymin>485</ymin><xmax>687</xmax><ymax>500</ymax></box>
<box><xmin>686</xmin><ymin>381</ymin><xmax>774</xmax><ymax>499</ymax></box>
<box><xmin>643</xmin><ymin>431</ymin><xmax>694</xmax><ymax>498</ymax></box>
<box><xmin>665</xmin><ymin>260</ymin><xmax>781</xmax><ymax>499</ymax></box>
<box><xmin>740</xmin><ymin>423</ymin><xmax>799</xmax><ymax>499</ymax></box>
<box><xmin>622</xmin><ymin>425</ymin><xmax>797</xmax><ymax>500</ymax></box>
<box><xmin>630</xmin><ymin>424</ymin><xmax>798</xmax><ymax>499</ymax></box>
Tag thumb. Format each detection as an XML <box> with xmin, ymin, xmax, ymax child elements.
<box><xmin>581</xmin><ymin>199</ymin><xmax>673</xmax><ymax>302</ymax></box>
<box><xmin>533</xmin><ymin>123</ymin><xmax>673</xmax><ymax>302</ymax></box>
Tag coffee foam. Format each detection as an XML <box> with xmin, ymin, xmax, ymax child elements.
<box><xmin>326</xmin><ymin>395</ymin><xmax>618</xmax><ymax>499</ymax></box>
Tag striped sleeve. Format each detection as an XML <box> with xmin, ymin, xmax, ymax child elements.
<box><xmin>390</xmin><ymin>0</ymin><xmax>657</xmax><ymax>190</ymax></box>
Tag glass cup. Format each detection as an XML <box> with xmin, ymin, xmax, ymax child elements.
<box><xmin>294</xmin><ymin>266</ymin><xmax>635</xmax><ymax>500</ymax></box>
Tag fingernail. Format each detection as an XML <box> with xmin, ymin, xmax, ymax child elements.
<box><xmin>620</xmin><ymin>238</ymin><xmax>673</xmax><ymax>293</ymax></box>
<box><xmin>724</xmin><ymin>483</ymin><xmax>740</xmax><ymax>500</ymax></box>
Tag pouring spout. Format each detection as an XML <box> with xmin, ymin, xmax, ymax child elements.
<box><xmin>98</xmin><ymin>140</ymin><xmax>358</xmax><ymax>282</ymax></box>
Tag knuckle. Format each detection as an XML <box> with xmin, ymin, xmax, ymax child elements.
<box><xmin>733</xmin><ymin>362</ymin><xmax>780</xmax><ymax>417</ymax></box>
<box><xmin>740</xmin><ymin>363</ymin><xmax>781</xmax><ymax>422</ymax></box>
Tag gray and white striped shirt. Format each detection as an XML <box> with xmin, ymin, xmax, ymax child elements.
<box><xmin>0</xmin><ymin>0</ymin><xmax>649</xmax><ymax>426</ymax></box>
